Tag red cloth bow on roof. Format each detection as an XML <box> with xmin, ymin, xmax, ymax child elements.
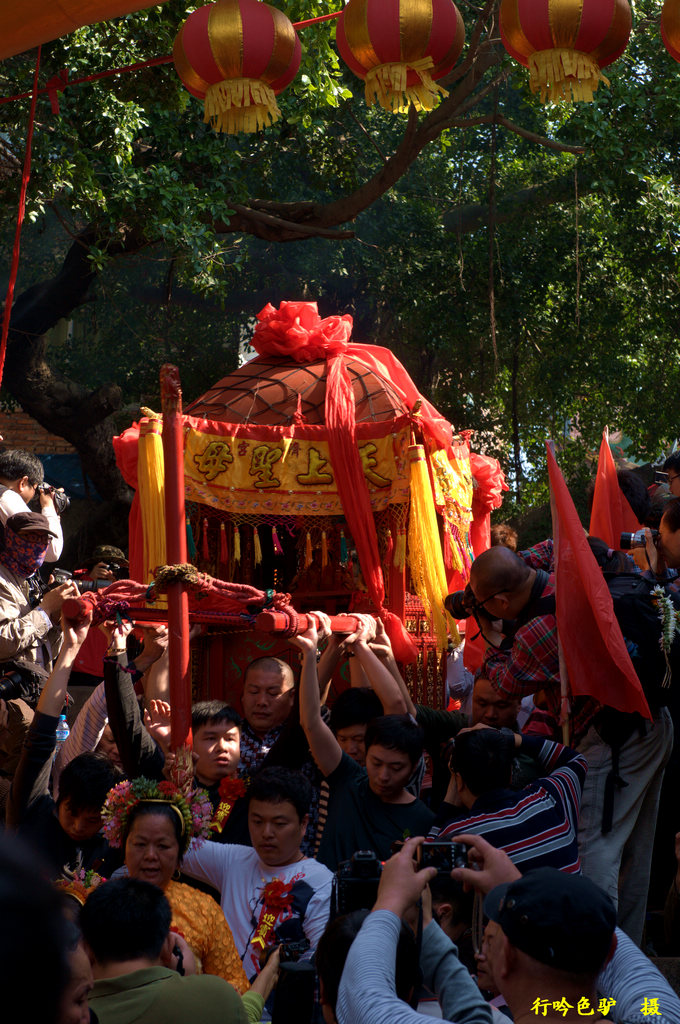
<box><xmin>254</xmin><ymin>301</ymin><xmax>353</xmax><ymax>361</ymax></box>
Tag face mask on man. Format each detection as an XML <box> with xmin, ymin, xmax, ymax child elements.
<box><xmin>3</xmin><ymin>530</ymin><xmax>49</xmax><ymax>578</ymax></box>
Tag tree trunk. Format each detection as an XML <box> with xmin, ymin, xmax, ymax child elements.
<box><xmin>4</xmin><ymin>226</ymin><xmax>134</xmax><ymax>503</ymax></box>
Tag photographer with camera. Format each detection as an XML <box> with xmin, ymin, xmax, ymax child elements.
<box><xmin>0</xmin><ymin>511</ymin><xmax>79</xmax><ymax>785</ymax></box>
<box><xmin>0</xmin><ymin>448</ymin><xmax>65</xmax><ymax>563</ymax></box>
<box><xmin>328</xmin><ymin>837</ymin><xmax>491</xmax><ymax>1024</ymax></box>
<box><xmin>447</xmin><ymin>833</ymin><xmax>680</xmax><ymax>1024</ymax></box>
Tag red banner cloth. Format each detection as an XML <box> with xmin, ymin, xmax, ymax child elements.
<box><xmin>588</xmin><ymin>427</ymin><xmax>640</xmax><ymax>548</ymax></box>
<box><xmin>546</xmin><ymin>443</ymin><xmax>650</xmax><ymax>719</ymax></box>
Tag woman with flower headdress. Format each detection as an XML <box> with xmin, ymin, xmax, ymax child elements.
<box><xmin>101</xmin><ymin>776</ymin><xmax>250</xmax><ymax>994</ymax></box>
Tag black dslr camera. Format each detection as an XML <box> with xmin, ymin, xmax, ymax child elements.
<box><xmin>0</xmin><ymin>662</ymin><xmax>43</xmax><ymax>708</ymax></box>
<box><xmin>28</xmin><ymin>568</ymin><xmax>113</xmax><ymax>609</ymax></box>
<box><xmin>37</xmin><ymin>484</ymin><xmax>70</xmax><ymax>516</ymax></box>
<box><xmin>332</xmin><ymin>850</ymin><xmax>383</xmax><ymax>916</ymax></box>
<box><xmin>444</xmin><ymin>584</ymin><xmax>488</xmax><ymax>621</ymax></box>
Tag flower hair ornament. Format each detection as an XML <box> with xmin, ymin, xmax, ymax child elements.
<box><xmin>55</xmin><ymin>867</ymin><xmax>106</xmax><ymax>907</ymax></box>
<box><xmin>102</xmin><ymin>777</ymin><xmax>213</xmax><ymax>855</ymax></box>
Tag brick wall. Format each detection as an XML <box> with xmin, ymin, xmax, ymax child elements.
<box><xmin>0</xmin><ymin>410</ymin><xmax>76</xmax><ymax>454</ymax></box>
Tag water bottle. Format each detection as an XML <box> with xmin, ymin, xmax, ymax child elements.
<box><xmin>55</xmin><ymin>714</ymin><xmax>70</xmax><ymax>746</ymax></box>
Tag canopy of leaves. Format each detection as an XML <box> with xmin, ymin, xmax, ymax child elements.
<box><xmin>0</xmin><ymin>0</ymin><xmax>679</xmax><ymax>531</ymax></box>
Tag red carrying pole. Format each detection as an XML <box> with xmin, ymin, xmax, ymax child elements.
<box><xmin>161</xmin><ymin>364</ymin><xmax>192</xmax><ymax>750</ymax></box>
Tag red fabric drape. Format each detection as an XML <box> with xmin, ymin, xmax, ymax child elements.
<box><xmin>547</xmin><ymin>443</ymin><xmax>650</xmax><ymax>719</ymax></box>
<box><xmin>589</xmin><ymin>427</ymin><xmax>640</xmax><ymax>548</ymax></box>
<box><xmin>468</xmin><ymin>451</ymin><xmax>508</xmax><ymax>557</ymax></box>
<box><xmin>254</xmin><ymin>302</ymin><xmax>417</xmax><ymax>661</ymax></box>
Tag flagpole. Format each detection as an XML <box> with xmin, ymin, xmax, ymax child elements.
<box><xmin>547</xmin><ymin>440</ymin><xmax>571</xmax><ymax>745</ymax></box>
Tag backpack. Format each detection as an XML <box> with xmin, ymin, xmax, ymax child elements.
<box><xmin>602</xmin><ymin>572</ymin><xmax>680</xmax><ymax>711</ymax></box>
<box><xmin>521</xmin><ymin>570</ymin><xmax>680</xmax><ymax>711</ymax></box>
<box><xmin>534</xmin><ymin>570</ymin><xmax>679</xmax><ymax>834</ymax></box>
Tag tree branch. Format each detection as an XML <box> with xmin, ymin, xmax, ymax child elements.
<box><xmin>442</xmin><ymin>169</ymin><xmax>596</xmax><ymax>235</ymax></box>
<box><xmin>447</xmin><ymin>113</ymin><xmax>586</xmax><ymax>154</ymax></box>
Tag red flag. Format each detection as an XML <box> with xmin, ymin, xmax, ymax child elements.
<box><xmin>546</xmin><ymin>442</ymin><xmax>650</xmax><ymax>719</ymax></box>
<box><xmin>589</xmin><ymin>427</ymin><xmax>641</xmax><ymax>547</ymax></box>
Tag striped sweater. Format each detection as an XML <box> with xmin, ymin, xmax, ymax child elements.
<box><xmin>429</xmin><ymin>735</ymin><xmax>587</xmax><ymax>874</ymax></box>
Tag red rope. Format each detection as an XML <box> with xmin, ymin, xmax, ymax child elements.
<box><xmin>0</xmin><ymin>46</ymin><xmax>41</xmax><ymax>388</ymax></box>
<box><xmin>0</xmin><ymin>12</ymin><xmax>342</xmax><ymax>107</ymax></box>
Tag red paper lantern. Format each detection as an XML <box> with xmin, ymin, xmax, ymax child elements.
<box><xmin>173</xmin><ymin>0</ymin><xmax>301</xmax><ymax>134</ymax></box>
<box><xmin>662</xmin><ymin>0</ymin><xmax>680</xmax><ymax>62</ymax></box>
<box><xmin>500</xmin><ymin>0</ymin><xmax>632</xmax><ymax>103</ymax></box>
<box><xmin>336</xmin><ymin>0</ymin><xmax>465</xmax><ymax>113</ymax></box>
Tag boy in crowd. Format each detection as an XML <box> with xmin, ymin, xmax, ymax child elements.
<box><xmin>294</xmin><ymin>615</ymin><xmax>434</xmax><ymax>870</ymax></box>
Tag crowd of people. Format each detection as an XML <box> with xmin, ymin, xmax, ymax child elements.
<box><xmin>2</xmin><ymin>448</ymin><xmax>680</xmax><ymax>1023</ymax></box>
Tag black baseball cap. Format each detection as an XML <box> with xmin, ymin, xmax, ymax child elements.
<box><xmin>6</xmin><ymin>511</ymin><xmax>57</xmax><ymax>538</ymax></box>
<box><xmin>484</xmin><ymin>868</ymin><xmax>616</xmax><ymax>974</ymax></box>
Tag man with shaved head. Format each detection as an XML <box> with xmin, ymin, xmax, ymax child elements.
<box><xmin>468</xmin><ymin>545</ymin><xmax>567</xmax><ymax>732</ymax></box>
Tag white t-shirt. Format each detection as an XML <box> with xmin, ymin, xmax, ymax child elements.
<box><xmin>182</xmin><ymin>842</ymin><xmax>333</xmax><ymax>977</ymax></box>
<box><xmin>0</xmin><ymin>486</ymin><xmax>63</xmax><ymax>562</ymax></box>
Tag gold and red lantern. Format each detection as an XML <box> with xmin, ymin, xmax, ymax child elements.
<box><xmin>335</xmin><ymin>0</ymin><xmax>465</xmax><ymax>114</ymax></box>
<box><xmin>173</xmin><ymin>0</ymin><xmax>301</xmax><ymax>134</ymax></box>
<box><xmin>500</xmin><ymin>0</ymin><xmax>632</xmax><ymax>103</ymax></box>
<box><xmin>662</xmin><ymin>0</ymin><xmax>680</xmax><ymax>62</ymax></box>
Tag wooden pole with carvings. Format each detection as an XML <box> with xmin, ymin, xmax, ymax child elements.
<box><xmin>161</xmin><ymin>363</ymin><xmax>192</xmax><ymax>749</ymax></box>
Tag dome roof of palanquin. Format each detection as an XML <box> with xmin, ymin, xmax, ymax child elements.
<box><xmin>184</xmin><ymin>356</ymin><xmax>410</xmax><ymax>426</ymax></box>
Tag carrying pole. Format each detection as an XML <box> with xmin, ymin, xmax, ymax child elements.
<box><xmin>161</xmin><ymin>364</ymin><xmax>192</xmax><ymax>749</ymax></box>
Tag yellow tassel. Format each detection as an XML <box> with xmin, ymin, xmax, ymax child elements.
<box><xmin>364</xmin><ymin>57</ymin><xmax>448</xmax><ymax>114</ymax></box>
<box><xmin>407</xmin><ymin>444</ymin><xmax>460</xmax><ymax>648</ymax></box>
<box><xmin>234</xmin><ymin>526</ymin><xmax>241</xmax><ymax>563</ymax></box>
<box><xmin>321</xmin><ymin>530</ymin><xmax>328</xmax><ymax>568</ymax></box>
<box><xmin>304</xmin><ymin>530</ymin><xmax>313</xmax><ymax>569</ymax></box>
<box><xmin>253</xmin><ymin>526</ymin><xmax>262</xmax><ymax>567</ymax></box>
<box><xmin>138</xmin><ymin>413</ymin><xmax>166</xmax><ymax>605</ymax></box>
<box><xmin>528</xmin><ymin>49</ymin><xmax>608</xmax><ymax>104</ymax></box>
<box><xmin>393</xmin><ymin>528</ymin><xmax>403</xmax><ymax>569</ymax></box>
<box><xmin>204</xmin><ymin>77</ymin><xmax>281</xmax><ymax>134</ymax></box>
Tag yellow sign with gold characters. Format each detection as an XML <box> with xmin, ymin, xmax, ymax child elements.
<box><xmin>183</xmin><ymin>424</ymin><xmax>412</xmax><ymax>515</ymax></box>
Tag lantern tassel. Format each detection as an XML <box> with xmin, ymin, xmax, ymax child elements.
<box><xmin>364</xmin><ymin>57</ymin><xmax>448</xmax><ymax>114</ymax></box>
<box><xmin>204</xmin><ymin>78</ymin><xmax>281</xmax><ymax>135</ymax></box>
<box><xmin>442</xmin><ymin>521</ymin><xmax>453</xmax><ymax>570</ymax></box>
<box><xmin>234</xmin><ymin>526</ymin><xmax>241</xmax><ymax>564</ymax></box>
<box><xmin>340</xmin><ymin>529</ymin><xmax>348</xmax><ymax>566</ymax></box>
<box><xmin>253</xmin><ymin>526</ymin><xmax>263</xmax><ymax>566</ymax></box>
<box><xmin>201</xmin><ymin>518</ymin><xmax>210</xmax><ymax>561</ymax></box>
<box><xmin>528</xmin><ymin>49</ymin><xmax>609</xmax><ymax>104</ymax></box>
<box><xmin>321</xmin><ymin>529</ymin><xmax>328</xmax><ymax>568</ymax></box>
<box><xmin>272</xmin><ymin>526</ymin><xmax>284</xmax><ymax>556</ymax></box>
<box><xmin>186</xmin><ymin>517</ymin><xmax>197</xmax><ymax>561</ymax></box>
<box><xmin>220</xmin><ymin>522</ymin><xmax>228</xmax><ymax>565</ymax></box>
<box><xmin>393</xmin><ymin>528</ymin><xmax>407</xmax><ymax>572</ymax></box>
<box><xmin>384</xmin><ymin>528</ymin><xmax>394</xmax><ymax>569</ymax></box>
<box><xmin>304</xmin><ymin>530</ymin><xmax>313</xmax><ymax>569</ymax></box>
